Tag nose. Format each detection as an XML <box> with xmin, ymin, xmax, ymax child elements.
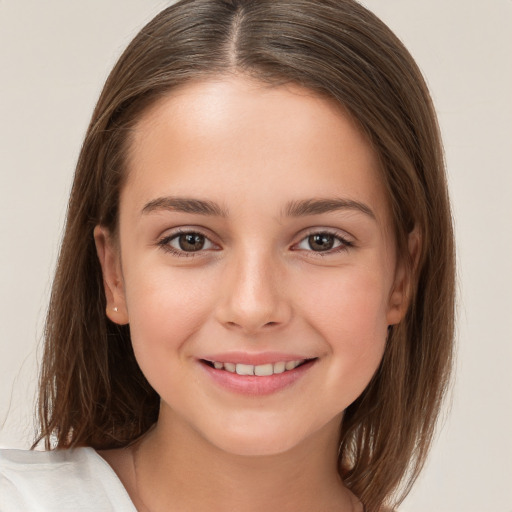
<box><xmin>214</xmin><ymin>247</ymin><xmax>292</xmax><ymax>334</ymax></box>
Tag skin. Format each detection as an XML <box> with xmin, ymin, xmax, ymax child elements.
<box><xmin>95</xmin><ymin>76</ymin><xmax>411</xmax><ymax>512</ymax></box>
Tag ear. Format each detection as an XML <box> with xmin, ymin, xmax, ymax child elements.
<box><xmin>386</xmin><ymin>227</ymin><xmax>421</xmax><ymax>326</ymax></box>
<box><xmin>94</xmin><ymin>225</ymin><xmax>129</xmax><ymax>325</ymax></box>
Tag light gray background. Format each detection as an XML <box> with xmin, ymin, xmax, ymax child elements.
<box><xmin>1</xmin><ymin>1</ymin><xmax>511</xmax><ymax>511</ymax></box>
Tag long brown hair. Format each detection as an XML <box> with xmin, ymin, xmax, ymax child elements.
<box><xmin>35</xmin><ymin>1</ymin><xmax>455</xmax><ymax>510</ymax></box>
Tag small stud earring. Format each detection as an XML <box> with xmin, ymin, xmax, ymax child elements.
<box><xmin>113</xmin><ymin>307</ymin><xmax>118</xmax><ymax>312</ymax></box>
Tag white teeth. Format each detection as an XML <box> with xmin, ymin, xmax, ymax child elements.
<box><xmin>254</xmin><ymin>363</ymin><xmax>273</xmax><ymax>376</ymax></box>
<box><xmin>209</xmin><ymin>359</ymin><xmax>307</xmax><ymax>376</ymax></box>
<box><xmin>285</xmin><ymin>360</ymin><xmax>300</xmax><ymax>371</ymax></box>
<box><xmin>273</xmin><ymin>361</ymin><xmax>286</xmax><ymax>374</ymax></box>
<box><xmin>236</xmin><ymin>363</ymin><xmax>254</xmax><ymax>376</ymax></box>
<box><xmin>224</xmin><ymin>362</ymin><xmax>236</xmax><ymax>373</ymax></box>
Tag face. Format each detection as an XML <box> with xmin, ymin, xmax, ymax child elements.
<box><xmin>95</xmin><ymin>76</ymin><xmax>409</xmax><ymax>457</ymax></box>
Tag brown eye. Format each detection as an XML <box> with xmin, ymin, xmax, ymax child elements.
<box><xmin>308</xmin><ymin>233</ymin><xmax>336</xmax><ymax>251</ymax></box>
<box><xmin>294</xmin><ymin>231</ymin><xmax>351</xmax><ymax>254</ymax></box>
<box><xmin>177</xmin><ymin>233</ymin><xmax>206</xmax><ymax>252</ymax></box>
<box><xmin>158</xmin><ymin>230</ymin><xmax>217</xmax><ymax>256</ymax></box>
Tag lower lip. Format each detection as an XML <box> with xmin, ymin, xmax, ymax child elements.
<box><xmin>199</xmin><ymin>360</ymin><xmax>316</xmax><ymax>396</ymax></box>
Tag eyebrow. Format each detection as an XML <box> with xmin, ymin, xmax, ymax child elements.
<box><xmin>141</xmin><ymin>196</ymin><xmax>375</xmax><ymax>220</ymax></box>
<box><xmin>142</xmin><ymin>197</ymin><xmax>228</xmax><ymax>217</ymax></box>
<box><xmin>283</xmin><ymin>198</ymin><xmax>376</xmax><ymax>219</ymax></box>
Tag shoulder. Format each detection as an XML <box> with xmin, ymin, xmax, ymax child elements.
<box><xmin>0</xmin><ymin>447</ymin><xmax>136</xmax><ymax>511</ymax></box>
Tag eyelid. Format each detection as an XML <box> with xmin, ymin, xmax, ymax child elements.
<box><xmin>300</xmin><ymin>226</ymin><xmax>354</xmax><ymax>241</ymax></box>
<box><xmin>291</xmin><ymin>228</ymin><xmax>354</xmax><ymax>254</ymax></box>
<box><xmin>157</xmin><ymin>227</ymin><xmax>220</xmax><ymax>257</ymax></box>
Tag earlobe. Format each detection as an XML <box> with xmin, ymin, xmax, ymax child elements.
<box><xmin>93</xmin><ymin>225</ymin><xmax>129</xmax><ymax>325</ymax></box>
<box><xmin>386</xmin><ymin>227</ymin><xmax>421</xmax><ymax>326</ymax></box>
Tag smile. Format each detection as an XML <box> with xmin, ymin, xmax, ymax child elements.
<box><xmin>199</xmin><ymin>354</ymin><xmax>318</xmax><ymax>395</ymax></box>
<box><xmin>202</xmin><ymin>359</ymin><xmax>311</xmax><ymax>376</ymax></box>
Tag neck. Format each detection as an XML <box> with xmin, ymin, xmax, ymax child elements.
<box><xmin>130</xmin><ymin>409</ymin><xmax>358</xmax><ymax>512</ymax></box>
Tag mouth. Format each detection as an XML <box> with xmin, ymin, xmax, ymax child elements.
<box><xmin>198</xmin><ymin>353</ymin><xmax>318</xmax><ymax>395</ymax></box>
<box><xmin>200</xmin><ymin>358</ymin><xmax>316</xmax><ymax>376</ymax></box>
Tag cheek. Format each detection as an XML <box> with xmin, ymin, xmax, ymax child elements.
<box><xmin>301</xmin><ymin>265</ymin><xmax>391</xmax><ymax>339</ymax></box>
<box><xmin>298</xmin><ymin>266</ymin><xmax>390</xmax><ymax>395</ymax></box>
<box><xmin>122</xmin><ymin>265</ymin><xmax>215</xmax><ymax>371</ymax></box>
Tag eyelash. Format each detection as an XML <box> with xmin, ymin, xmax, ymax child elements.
<box><xmin>156</xmin><ymin>228</ymin><xmax>354</xmax><ymax>258</ymax></box>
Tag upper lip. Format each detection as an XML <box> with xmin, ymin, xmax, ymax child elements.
<box><xmin>199</xmin><ymin>352</ymin><xmax>316</xmax><ymax>366</ymax></box>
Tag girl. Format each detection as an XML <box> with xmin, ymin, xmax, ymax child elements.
<box><xmin>0</xmin><ymin>0</ymin><xmax>455</xmax><ymax>511</ymax></box>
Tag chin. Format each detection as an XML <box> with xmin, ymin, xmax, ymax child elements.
<box><xmin>209</xmin><ymin>428</ymin><xmax>305</xmax><ymax>458</ymax></box>
<box><xmin>198</xmin><ymin>411</ymin><xmax>340</xmax><ymax>459</ymax></box>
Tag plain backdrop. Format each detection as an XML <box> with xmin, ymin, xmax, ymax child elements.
<box><xmin>1</xmin><ymin>1</ymin><xmax>511</xmax><ymax>511</ymax></box>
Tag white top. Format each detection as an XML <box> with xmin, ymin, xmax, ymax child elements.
<box><xmin>0</xmin><ymin>447</ymin><xmax>137</xmax><ymax>511</ymax></box>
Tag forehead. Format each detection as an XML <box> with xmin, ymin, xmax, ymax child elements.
<box><xmin>122</xmin><ymin>76</ymin><xmax>390</xmax><ymax>225</ymax></box>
